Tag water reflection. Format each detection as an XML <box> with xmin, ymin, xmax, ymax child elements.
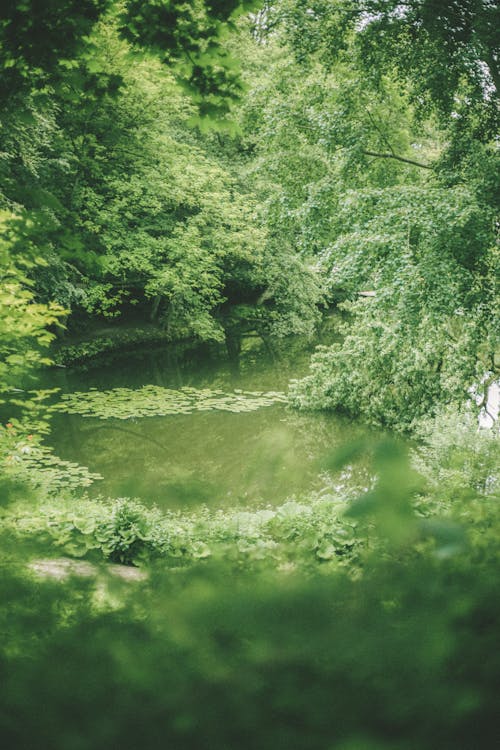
<box><xmin>47</xmin><ymin>338</ymin><xmax>371</xmax><ymax>509</ymax></box>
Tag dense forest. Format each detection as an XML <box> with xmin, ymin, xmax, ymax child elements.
<box><xmin>1</xmin><ymin>1</ymin><xmax>499</xmax><ymax>748</ymax></box>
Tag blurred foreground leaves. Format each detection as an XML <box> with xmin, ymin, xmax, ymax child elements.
<box><xmin>1</xmin><ymin>539</ymin><xmax>500</xmax><ymax>750</ymax></box>
<box><xmin>1</xmin><ymin>424</ymin><xmax>499</xmax><ymax>749</ymax></box>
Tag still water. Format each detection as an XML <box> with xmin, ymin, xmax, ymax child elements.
<box><xmin>47</xmin><ymin>338</ymin><xmax>369</xmax><ymax>509</ymax></box>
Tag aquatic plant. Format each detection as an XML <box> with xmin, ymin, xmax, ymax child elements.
<box><xmin>1</xmin><ymin>414</ymin><xmax>102</xmax><ymax>493</ymax></box>
<box><xmin>55</xmin><ymin>385</ymin><xmax>288</xmax><ymax>420</ymax></box>
<box><xmin>3</xmin><ymin>442</ymin><xmax>102</xmax><ymax>492</ymax></box>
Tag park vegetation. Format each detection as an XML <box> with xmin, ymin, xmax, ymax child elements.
<box><xmin>0</xmin><ymin>1</ymin><xmax>499</xmax><ymax>748</ymax></box>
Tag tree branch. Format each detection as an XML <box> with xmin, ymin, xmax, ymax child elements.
<box><xmin>363</xmin><ymin>150</ymin><xmax>433</xmax><ymax>169</ymax></box>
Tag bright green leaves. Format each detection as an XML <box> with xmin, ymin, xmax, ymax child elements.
<box><xmin>280</xmin><ymin>1</ymin><xmax>499</xmax><ymax>124</ymax></box>
<box><xmin>289</xmin><ymin>182</ymin><xmax>497</xmax><ymax>430</ymax></box>
<box><xmin>289</xmin><ymin>307</ymin><xmax>485</xmax><ymax>430</ymax></box>
<box><xmin>319</xmin><ymin>185</ymin><xmax>494</xmax><ymax>297</ymax></box>
<box><xmin>44</xmin><ymin>18</ymin><xmax>269</xmax><ymax>340</ymax></box>
<box><xmin>0</xmin><ymin>212</ymin><xmax>66</xmax><ymax>388</ymax></box>
<box><xmin>120</xmin><ymin>0</ymin><xmax>262</xmax><ymax>121</ymax></box>
<box><xmin>5</xmin><ymin>490</ymin><xmax>361</xmax><ymax>568</ymax></box>
<box><xmin>2</xmin><ymin>439</ymin><xmax>102</xmax><ymax>492</ymax></box>
<box><xmin>1</xmin><ymin>5</ymin><xmax>321</xmax><ymax>349</ymax></box>
<box><xmin>56</xmin><ymin>385</ymin><xmax>288</xmax><ymax>419</ymax></box>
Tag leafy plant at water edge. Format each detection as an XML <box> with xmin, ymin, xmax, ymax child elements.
<box><xmin>413</xmin><ymin>405</ymin><xmax>500</xmax><ymax>507</ymax></box>
<box><xmin>289</xmin><ymin>306</ymin><xmax>487</xmax><ymax>430</ymax></box>
<box><xmin>5</xmin><ymin>491</ymin><xmax>365</xmax><ymax>569</ymax></box>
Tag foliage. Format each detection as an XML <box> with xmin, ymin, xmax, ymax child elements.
<box><xmin>289</xmin><ymin>304</ymin><xmax>485</xmax><ymax>430</ymax></box>
<box><xmin>0</xmin><ymin>0</ymin><xmax>261</xmax><ymax>117</ymax></box>
<box><xmin>120</xmin><ymin>0</ymin><xmax>262</xmax><ymax>122</ymax></box>
<box><xmin>4</xmin><ymin>491</ymin><xmax>362</xmax><ymax>568</ymax></box>
<box><xmin>221</xmin><ymin>3</ymin><xmax>498</xmax><ymax>431</ymax></box>
<box><xmin>318</xmin><ymin>185</ymin><xmax>495</xmax><ymax>294</ymax></box>
<box><xmin>55</xmin><ymin>384</ymin><xmax>287</xmax><ymax>419</ymax></box>
<box><xmin>0</xmin><ymin>212</ymin><xmax>65</xmax><ymax>387</ymax></box>
<box><xmin>0</xmin><ymin>0</ymin><xmax>108</xmax><ymax>96</ymax></box>
<box><xmin>223</xmin><ymin>27</ymin><xmax>433</xmax><ymax>287</ymax></box>
<box><xmin>413</xmin><ymin>405</ymin><xmax>499</xmax><ymax>504</ymax></box>
<box><xmin>0</xmin><ymin>4</ymin><xmax>499</xmax><ymax>748</ymax></box>
<box><xmin>276</xmin><ymin>1</ymin><xmax>499</xmax><ymax>162</ymax></box>
<box><xmin>0</xmin><ymin>12</ymin><xmax>322</xmax><ymax>348</ymax></box>
<box><xmin>289</xmin><ymin>184</ymin><xmax>498</xmax><ymax>429</ymax></box>
<box><xmin>1</xmin><ymin>434</ymin><xmax>500</xmax><ymax>748</ymax></box>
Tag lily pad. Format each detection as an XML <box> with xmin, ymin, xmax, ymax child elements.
<box><xmin>55</xmin><ymin>385</ymin><xmax>288</xmax><ymax>420</ymax></box>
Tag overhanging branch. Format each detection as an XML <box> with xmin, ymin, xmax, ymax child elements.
<box><xmin>363</xmin><ymin>150</ymin><xmax>433</xmax><ymax>169</ymax></box>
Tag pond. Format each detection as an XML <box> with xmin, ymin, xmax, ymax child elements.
<box><xmin>45</xmin><ymin>337</ymin><xmax>372</xmax><ymax>510</ymax></box>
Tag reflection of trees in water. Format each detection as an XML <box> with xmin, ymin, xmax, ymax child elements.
<box><xmin>280</xmin><ymin>411</ymin><xmax>375</xmax><ymax>491</ymax></box>
<box><xmin>51</xmin><ymin>405</ymin><xmax>368</xmax><ymax>508</ymax></box>
<box><xmin>57</xmin><ymin>335</ymin><xmax>318</xmax><ymax>395</ymax></box>
<box><xmin>83</xmin><ymin>421</ymin><xmax>171</xmax><ymax>452</ymax></box>
<box><xmin>46</xmin><ymin>332</ymin><xmax>372</xmax><ymax>507</ymax></box>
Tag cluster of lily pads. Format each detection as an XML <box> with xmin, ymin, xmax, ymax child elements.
<box><xmin>5</xmin><ymin>442</ymin><xmax>102</xmax><ymax>492</ymax></box>
<box><xmin>55</xmin><ymin>385</ymin><xmax>289</xmax><ymax>420</ymax></box>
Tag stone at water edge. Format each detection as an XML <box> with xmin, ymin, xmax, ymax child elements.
<box><xmin>29</xmin><ymin>558</ymin><xmax>148</xmax><ymax>582</ymax></box>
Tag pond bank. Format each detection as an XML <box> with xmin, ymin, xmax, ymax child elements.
<box><xmin>51</xmin><ymin>322</ymin><xmax>181</xmax><ymax>368</ymax></box>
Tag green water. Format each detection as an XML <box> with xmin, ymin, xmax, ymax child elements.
<box><xmin>47</xmin><ymin>338</ymin><xmax>370</xmax><ymax>509</ymax></box>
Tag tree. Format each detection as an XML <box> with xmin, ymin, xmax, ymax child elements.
<box><xmin>0</xmin><ymin>0</ymin><xmax>262</xmax><ymax>118</ymax></box>
<box><xmin>228</xmin><ymin>1</ymin><xmax>499</xmax><ymax>428</ymax></box>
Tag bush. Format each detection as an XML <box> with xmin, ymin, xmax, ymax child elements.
<box><xmin>289</xmin><ymin>304</ymin><xmax>484</xmax><ymax>430</ymax></box>
<box><xmin>5</xmin><ymin>492</ymin><xmax>363</xmax><ymax>570</ymax></box>
<box><xmin>1</xmin><ymin>541</ymin><xmax>500</xmax><ymax>750</ymax></box>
